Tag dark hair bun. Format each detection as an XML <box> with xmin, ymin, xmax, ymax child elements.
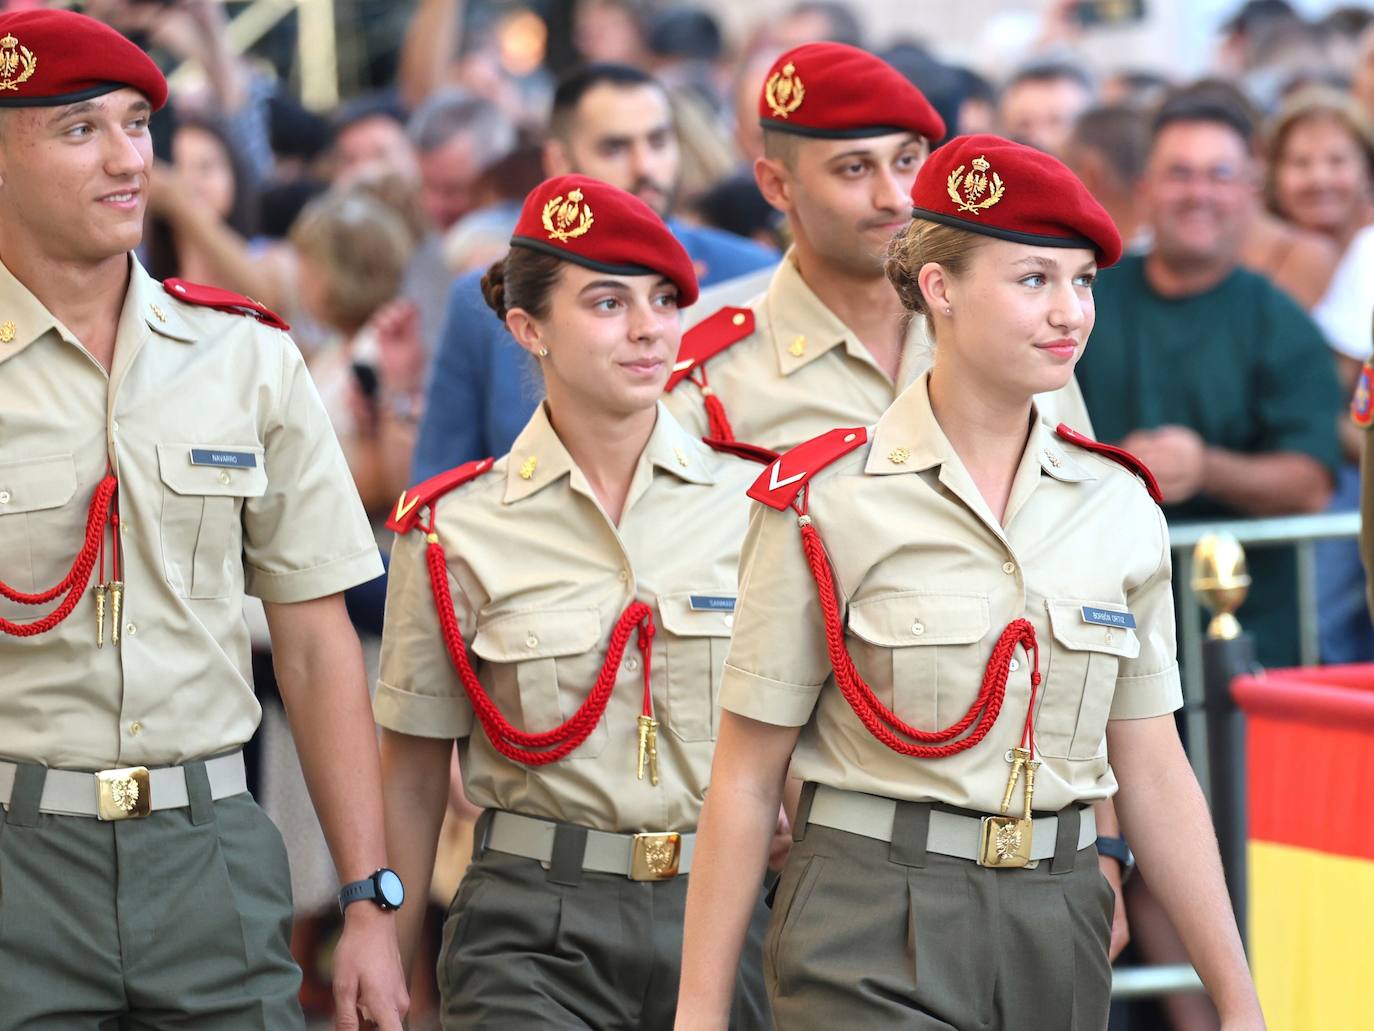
<box><xmin>480</xmin><ymin>259</ymin><xmax>508</xmax><ymax>320</ymax></box>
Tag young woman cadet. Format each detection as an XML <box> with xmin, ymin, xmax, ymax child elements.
<box><xmin>375</xmin><ymin>175</ymin><xmax>772</xmax><ymax>1029</ymax></box>
<box><xmin>675</xmin><ymin>137</ymin><xmax>1265</xmax><ymax>1031</ymax></box>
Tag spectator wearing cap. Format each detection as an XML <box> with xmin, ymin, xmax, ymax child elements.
<box><xmin>411</xmin><ymin>63</ymin><xmax>776</xmax><ymax>481</ymax></box>
<box><xmin>376</xmin><ymin>174</ymin><xmax>773</xmax><ymax>1030</ymax></box>
<box><xmin>661</xmin><ymin>42</ymin><xmax>1093</xmax><ymax>454</ymax></box>
<box><xmin>676</xmin><ymin>134</ymin><xmax>1263</xmax><ymax>1031</ymax></box>
<box><xmin>1075</xmin><ymin>91</ymin><xmax>1342</xmax><ymax>672</ymax></box>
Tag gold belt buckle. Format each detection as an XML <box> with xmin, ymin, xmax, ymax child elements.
<box><xmin>978</xmin><ymin>815</ymin><xmax>1032</xmax><ymax>868</ymax></box>
<box><xmin>630</xmin><ymin>831</ymin><xmax>681</xmax><ymax>881</ymax></box>
<box><xmin>97</xmin><ymin>766</ymin><xmax>151</xmax><ymax>821</ymax></box>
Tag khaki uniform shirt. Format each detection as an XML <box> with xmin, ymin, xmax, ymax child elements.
<box><xmin>664</xmin><ymin>251</ymin><xmax>1094</xmax><ymax>453</ymax></box>
<box><xmin>720</xmin><ymin>373</ymin><xmax>1182</xmax><ymax>813</ymax></box>
<box><xmin>0</xmin><ymin>257</ymin><xmax>381</xmax><ymax>771</ymax></box>
<box><xmin>375</xmin><ymin>404</ymin><xmax>757</xmax><ymax>834</ymax></box>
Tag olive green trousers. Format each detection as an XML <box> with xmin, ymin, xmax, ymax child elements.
<box><xmin>0</xmin><ymin>761</ymin><xmax>302</xmax><ymax>1031</ymax></box>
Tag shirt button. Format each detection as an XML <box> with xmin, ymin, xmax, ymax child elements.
<box><xmin>617</xmin><ymin>569</ymin><xmax>629</xmax><ymax>583</ymax></box>
<box><xmin>911</xmin><ymin>620</ymin><xmax>925</xmax><ymax>636</ymax></box>
<box><xmin>1009</xmin><ymin>658</ymin><xmax>1020</xmax><ymax>672</ymax></box>
<box><xmin>217</xmin><ymin>471</ymin><xmax>231</xmax><ymax>486</ymax></box>
<box><xmin>625</xmin><ymin>656</ymin><xmax>640</xmax><ymax>672</ymax></box>
<box><xmin>1105</xmin><ymin>630</ymin><xmax>1115</xmax><ymax>644</ymax></box>
<box><xmin>111</xmin><ymin>420</ymin><xmax>119</xmax><ymax>432</ymax></box>
<box><xmin>125</xmin><ymin>623</ymin><xmax>137</xmax><ymax>636</ymax></box>
<box><xmin>524</xmin><ymin>633</ymin><xmax>538</xmax><ymax>649</ymax></box>
<box><xmin>129</xmin><ymin>720</ymin><xmax>142</xmax><ymax>736</ymax></box>
<box><xmin>724</xmin><ymin>614</ymin><xmax>734</xmax><ymax>629</ymax></box>
<box><xmin>120</xmin><ymin>520</ymin><xmax>129</xmax><ymax>534</ymax></box>
<box><xmin>1002</xmin><ymin>561</ymin><xmax>1016</xmax><ymax>575</ymax></box>
<box><xmin>0</xmin><ymin>490</ymin><xmax>9</xmax><ymax>504</ymax></box>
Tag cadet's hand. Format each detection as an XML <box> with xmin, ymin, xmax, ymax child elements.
<box><xmin>1098</xmin><ymin>852</ymin><xmax>1130</xmax><ymax>961</ymax></box>
<box><xmin>332</xmin><ymin>904</ymin><xmax>409</xmax><ymax>1031</ymax></box>
<box><xmin>1118</xmin><ymin>426</ymin><xmax>1206</xmax><ymax>504</ymax></box>
<box><xmin>368</xmin><ymin>299</ymin><xmax>427</xmax><ymax>401</ymax></box>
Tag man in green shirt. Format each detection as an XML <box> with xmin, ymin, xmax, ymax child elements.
<box><xmin>1077</xmin><ymin>92</ymin><xmax>1341</xmax><ymax>670</ymax></box>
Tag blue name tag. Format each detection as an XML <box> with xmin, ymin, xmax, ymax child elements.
<box><xmin>1082</xmin><ymin>606</ymin><xmax>1136</xmax><ymax>629</ymax></box>
<box><xmin>688</xmin><ymin>595</ymin><xmax>736</xmax><ymax>612</ymax></box>
<box><xmin>190</xmin><ymin>448</ymin><xmax>257</xmax><ymax>469</ymax></box>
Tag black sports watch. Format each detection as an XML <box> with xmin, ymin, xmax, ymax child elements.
<box><xmin>1095</xmin><ymin>835</ymin><xmax>1136</xmax><ymax>881</ymax></box>
<box><xmin>338</xmin><ymin>867</ymin><xmax>405</xmax><ymax>914</ymax></box>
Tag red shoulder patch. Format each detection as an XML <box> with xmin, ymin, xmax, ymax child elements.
<box><xmin>666</xmin><ymin>306</ymin><xmax>754</xmax><ymax>392</ymax></box>
<box><xmin>1351</xmin><ymin>361</ymin><xmax>1373</xmax><ymax>428</ymax></box>
<box><xmin>386</xmin><ymin>457</ymin><xmax>496</xmax><ymax>534</ymax></box>
<box><xmin>164</xmin><ymin>278</ymin><xmax>291</xmax><ymax>331</ymax></box>
<box><xmin>747</xmin><ymin>427</ymin><xmax>868</xmax><ymax>510</ymax></box>
<box><xmin>703</xmin><ymin>437</ymin><xmax>778</xmax><ymax>466</ymax></box>
<box><xmin>1055</xmin><ymin>424</ymin><xmax>1163</xmax><ymax>504</ymax></box>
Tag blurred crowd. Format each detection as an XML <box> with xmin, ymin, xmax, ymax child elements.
<box><xmin>71</xmin><ymin>0</ymin><xmax>1374</xmax><ymax>1025</ymax></box>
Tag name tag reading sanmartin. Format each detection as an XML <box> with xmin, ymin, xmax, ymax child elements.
<box><xmin>190</xmin><ymin>449</ymin><xmax>258</xmax><ymax>469</ymax></box>
<box><xmin>1081</xmin><ymin>606</ymin><xmax>1136</xmax><ymax>629</ymax></box>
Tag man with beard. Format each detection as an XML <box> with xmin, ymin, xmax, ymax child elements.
<box><xmin>411</xmin><ymin>65</ymin><xmax>775</xmax><ymax>477</ymax></box>
<box><xmin>1076</xmin><ymin>91</ymin><xmax>1341</xmax><ymax>672</ymax></box>
<box><xmin>663</xmin><ymin>42</ymin><xmax>1093</xmax><ymax>452</ymax></box>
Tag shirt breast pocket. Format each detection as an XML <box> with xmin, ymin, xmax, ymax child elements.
<box><xmin>657</xmin><ymin>592</ymin><xmax>736</xmax><ymax>742</ymax></box>
<box><xmin>1040</xmin><ymin>599</ymin><xmax>1140</xmax><ymax>760</ymax></box>
<box><xmin>0</xmin><ymin>453</ymin><xmax>78</xmax><ymax>622</ymax></box>
<box><xmin>846</xmin><ymin>591</ymin><xmax>990</xmax><ymax>730</ymax></box>
<box><xmin>156</xmin><ymin>444</ymin><xmax>267</xmax><ymax>600</ymax></box>
<box><xmin>470</xmin><ymin>608</ymin><xmax>606</xmax><ymax>759</ymax></box>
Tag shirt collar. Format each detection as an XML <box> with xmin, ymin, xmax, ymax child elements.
<box><xmin>0</xmin><ymin>254</ymin><xmax>80</xmax><ymax>366</ymax></box>
<box><xmin>764</xmin><ymin>249</ymin><xmax>924</xmax><ymax>378</ymax></box>
<box><xmin>504</xmin><ymin>402</ymin><xmax>714</xmax><ymax>505</ymax></box>
<box><xmin>865</xmin><ymin>371</ymin><xmax>1094</xmax><ymax>487</ymax></box>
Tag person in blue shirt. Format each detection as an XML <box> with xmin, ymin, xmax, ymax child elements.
<box><xmin>412</xmin><ymin>64</ymin><xmax>778</xmax><ymax>480</ymax></box>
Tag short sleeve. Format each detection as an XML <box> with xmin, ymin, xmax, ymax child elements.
<box><xmin>242</xmin><ymin>336</ymin><xmax>382</xmax><ymax>602</ymax></box>
<box><xmin>1312</xmin><ymin>229</ymin><xmax>1374</xmax><ymax>362</ymax></box>
<box><xmin>1255</xmin><ymin>287</ymin><xmax>1343</xmax><ymax>473</ymax></box>
<box><xmin>374</xmin><ymin>528</ymin><xmax>475</xmax><ymax>739</ymax></box>
<box><xmin>1110</xmin><ymin>505</ymin><xmax>1183</xmax><ymax>720</ymax></box>
<box><xmin>718</xmin><ymin>500</ymin><xmax>832</xmax><ymax>726</ymax></box>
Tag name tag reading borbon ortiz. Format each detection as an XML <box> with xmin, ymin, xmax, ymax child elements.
<box><xmin>1081</xmin><ymin>606</ymin><xmax>1136</xmax><ymax>629</ymax></box>
<box><xmin>190</xmin><ymin>448</ymin><xmax>258</xmax><ymax>469</ymax></box>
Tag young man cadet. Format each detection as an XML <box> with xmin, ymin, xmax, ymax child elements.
<box><xmin>0</xmin><ymin>11</ymin><xmax>407</xmax><ymax>1029</ymax></box>
<box><xmin>663</xmin><ymin>42</ymin><xmax>1095</xmax><ymax>452</ymax></box>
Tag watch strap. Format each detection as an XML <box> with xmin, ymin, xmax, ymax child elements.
<box><xmin>338</xmin><ymin>876</ymin><xmax>379</xmax><ymax>912</ymax></box>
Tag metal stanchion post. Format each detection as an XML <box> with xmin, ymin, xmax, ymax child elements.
<box><xmin>1191</xmin><ymin>533</ymin><xmax>1255</xmax><ymax>947</ymax></box>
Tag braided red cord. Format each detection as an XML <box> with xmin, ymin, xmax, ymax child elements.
<box><xmin>799</xmin><ymin>521</ymin><xmax>1039</xmax><ymax>757</ymax></box>
<box><xmin>0</xmin><ymin>475</ymin><xmax>118</xmax><ymax>638</ymax></box>
<box><xmin>689</xmin><ymin>367</ymin><xmax>735</xmax><ymax>442</ymax></box>
<box><xmin>424</xmin><ymin>538</ymin><xmax>655</xmax><ymax>765</ymax></box>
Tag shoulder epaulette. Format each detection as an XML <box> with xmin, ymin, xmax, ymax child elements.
<box><xmin>1351</xmin><ymin>361</ymin><xmax>1372</xmax><ymax>428</ymax></box>
<box><xmin>666</xmin><ymin>306</ymin><xmax>755</xmax><ymax>392</ymax></box>
<box><xmin>387</xmin><ymin>457</ymin><xmax>496</xmax><ymax>533</ymax></box>
<box><xmin>163</xmin><ymin>278</ymin><xmax>291</xmax><ymax>331</ymax></box>
<box><xmin>747</xmin><ymin>427</ymin><xmax>868</xmax><ymax>510</ymax></box>
<box><xmin>703</xmin><ymin>437</ymin><xmax>778</xmax><ymax>466</ymax></box>
<box><xmin>1055</xmin><ymin>424</ymin><xmax>1163</xmax><ymax>504</ymax></box>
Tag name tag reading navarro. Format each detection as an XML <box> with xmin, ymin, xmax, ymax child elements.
<box><xmin>190</xmin><ymin>449</ymin><xmax>258</xmax><ymax>469</ymax></box>
<box><xmin>688</xmin><ymin>595</ymin><xmax>736</xmax><ymax>612</ymax></box>
<box><xmin>1082</xmin><ymin>606</ymin><xmax>1136</xmax><ymax>629</ymax></box>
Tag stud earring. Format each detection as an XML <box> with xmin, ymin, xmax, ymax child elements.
<box><xmin>944</xmin><ymin>306</ymin><xmax>952</xmax><ymax>316</ymax></box>
<box><xmin>537</xmin><ymin>347</ymin><xmax>549</xmax><ymax>358</ymax></box>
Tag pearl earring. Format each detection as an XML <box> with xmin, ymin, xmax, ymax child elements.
<box><xmin>945</xmin><ymin>306</ymin><xmax>952</xmax><ymax>316</ymax></box>
<box><xmin>537</xmin><ymin>347</ymin><xmax>549</xmax><ymax>358</ymax></box>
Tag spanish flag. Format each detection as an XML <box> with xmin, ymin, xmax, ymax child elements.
<box><xmin>1236</xmin><ymin>666</ymin><xmax>1374</xmax><ymax>1031</ymax></box>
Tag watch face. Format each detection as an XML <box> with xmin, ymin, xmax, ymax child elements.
<box><xmin>376</xmin><ymin>869</ymin><xmax>405</xmax><ymax>909</ymax></box>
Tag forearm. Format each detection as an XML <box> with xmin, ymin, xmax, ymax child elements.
<box><xmin>399</xmin><ymin>0</ymin><xmax>463</xmax><ymax>109</ymax></box>
<box><xmin>677</xmin><ymin>714</ymin><xmax>796</xmax><ymax>1029</ymax></box>
<box><xmin>269</xmin><ymin>598</ymin><xmax>389</xmax><ymax>884</ymax></box>
<box><xmin>380</xmin><ymin>729</ymin><xmax>453</xmax><ymax>973</ymax></box>
<box><xmin>1112</xmin><ymin>725</ymin><xmax>1262</xmax><ymax>1022</ymax></box>
<box><xmin>1201</xmin><ymin>447</ymin><xmax>1333</xmax><ymax>515</ymax></box>
<box><xmin>162</xmin><ymin>204</ymin><xmax>287</xmax><ymax>311</ymax></box>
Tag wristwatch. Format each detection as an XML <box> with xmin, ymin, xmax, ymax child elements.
<box><xmin>338</xmin><ymin>867</ymin><xmax>405</xmax><ymax>914</ymax></box>
<box><xmin>1095</xmin><ymin>835</ymin><xmax>1136</xmax><ymax>881</ymax></box>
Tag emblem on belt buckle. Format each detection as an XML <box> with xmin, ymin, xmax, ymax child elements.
<box><xmin>979</xmin><ymin>815</ymin><xmax>1032</xmax><ymax>868</ymax></box>
<box><xmin>97</xmin><ymin>766</ymin><xmax>151</xmax><ymax>821</ymax></box>
<box><xmin>630</xmin><ymin>832</ymin><xmax>681</xmax><ymax>881</ymax></box>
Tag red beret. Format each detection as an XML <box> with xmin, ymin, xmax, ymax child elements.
<box><xmin>510</xmin><ymin>175</ymin><xmax>699</xmax><ymax>307</ymax></box>
<box><xmin>910</xmin><ymin>134</ymin><xmax>1122</xmax><ymax>267</ymax></box>
<box><xmin>0</xmin><ymin>10</ymin><xmax>167</xmax><ymax>112</ymax></box>
<box><xmin>758</xmin><ymin>42</ymin><xmax>945</xmax><ymax>143</ymax></box>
